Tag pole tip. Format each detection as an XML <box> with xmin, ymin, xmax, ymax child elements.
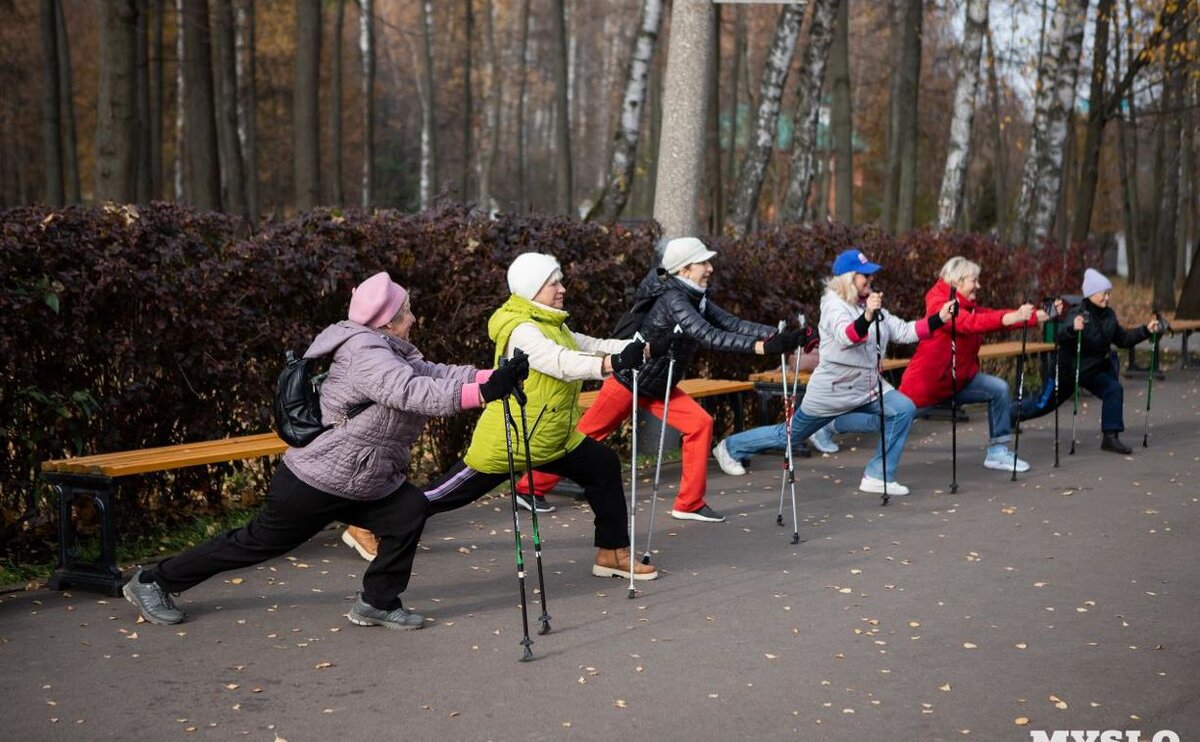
<box><xmin>627</xmin><ymin>588</ymin><xmax>636</xmax><ymax>599</ymax></box>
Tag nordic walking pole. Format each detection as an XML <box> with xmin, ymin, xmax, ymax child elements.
<box><xmin>774</xmin><ymin>320</ymin><xmax>800</xmax><ymax>543</ymax></box>
<box><xmin>949</xmin><ymin>287</ymin><xmax>959</xmax><ymax>494</ymax></box>
<box><xmin>1011</xmin><ymin>311</ymin><xmax>1030</xmax><ymax>482</ymax></box>
<box><xmin>874</xmin><ymin>310</ymin><xmax>890</xmax><ymax>506</ymax></box>
<box><xmin>501</xmin><ymin>393</ymin><xmax>535</xmax><ymax>662</ymax></box>
<box><xmin>1069</xmin><ymin>313</ymin><xmax>1085</xmax><ymax>456</ymax></box>
<box><xmin>1142</xmin><ymin>312</ymin><xmax>1167</xmax><ymax>448</ymax></box>
<box><xmin>1050</xmin><ymin>301</ymin><xmax>1062</xmax><ymax>468</ymax></box>
<box><xmin>641</xmin><ymin>325</ymin><xmax>682</xmax><ymax>565</ymax></box>
<box><xmin>627</xmin><ymin>333</ymin><xmax>643</xmax><ymax>599</ymax></box>
<box><xmin>513</xmin><ymin>365</ymin><xmax>551</xmax><ymax>635</ymax></box>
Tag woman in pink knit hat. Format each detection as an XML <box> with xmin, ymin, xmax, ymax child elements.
<box><xmin>122</xmin><ymin>272</ymin><xmax>527</xmax><ymax>630</ymax></box>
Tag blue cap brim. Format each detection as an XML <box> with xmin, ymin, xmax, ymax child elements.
<box><xmin>858</xmin><ymin>262</ymin><xmax>882</xmax><ymax>274</ymax></box>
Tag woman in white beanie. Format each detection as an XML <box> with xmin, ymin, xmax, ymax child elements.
<box><xmin>518</xmin><ymin>237</ymin><xmax>807</xmax><ymax>523</ymax></box>
<box><xmin>422</xmin><ymin>252</ymin><xmax>664</xmax><ymax>582</ymax></box>
<box><xmin>1014</xmin><ymin>268</ymin><xmax>1161</xmax><ymax>454</ymax></box>
<box><xmin>123</xmin><ymin>272</ymin><xmax>527</xmax><ymax>630</ymax></box>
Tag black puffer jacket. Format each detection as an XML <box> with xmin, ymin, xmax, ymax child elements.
<box><xmin>614</xmin><ymin>269</ymin><xmax>775</xmax><ymax>398</ymax></box>
<box><xmin>1057</xmin><ymin>298</ymin><xmax>1150</xmax><ymax>380</ymax></box>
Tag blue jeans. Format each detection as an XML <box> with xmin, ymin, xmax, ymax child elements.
<box><xmin>919</xmin><ymin>372</ymin><xmax>1013</xmax><ymax>445</ymax></box>
<box><xmin>724</xmin><ymin>390</ymin><xmax>916</xmax><ymax>482</ymax></box>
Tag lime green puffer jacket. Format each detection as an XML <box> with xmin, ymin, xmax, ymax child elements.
<box><xmin>462</xmin><ymin>295</ymin><xmax>586</xmax><ymax>474</ymax></box>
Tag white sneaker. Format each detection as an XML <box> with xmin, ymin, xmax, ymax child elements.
<box><xmin>808</xmin><ymin>424</ymin><xmax>839</xmax><ymax>454</ymax></box>
<box><xmin>712</xmin><ymin>440</ymin><xmax>746</xmax><ymax>476</ymax></box>
<box><xmin>858</xmin><ymin>475</ymin><xmax>909</xmax><ymax>496</ymax></box>
<box><xmin>983</xmin><ymin>448</ymin><xmax>1030</xmax><ymax>473</ymax></box>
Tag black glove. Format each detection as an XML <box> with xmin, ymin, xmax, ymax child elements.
<box><xmin>609</xmin><ymin>340</ymin><xmax>646</xmax><ymax>374</ymax></box>
<box><xmin>763</xmin><ymin>329</ymin><xmax>803</xmax><ymax>355</ymax></box>
<box><xmin>479</xmin><ymin>351</ymin><xmax>530</xmax><ymax>403</ymax></box>
<box><xmin>647</xmin><ymin>334</ymin><xmax>680</xmax><ymax>358</ymax></box>
<box><xmin>801</xmin><ymin>326</ymin><xmax>820</xmax><ymax>353</ymax></box>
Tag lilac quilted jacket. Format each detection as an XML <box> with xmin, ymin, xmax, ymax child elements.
<box><xmin>283</xmin><ymin>321</ymin><xmax>477</xmax><ymax>500</ymax></box>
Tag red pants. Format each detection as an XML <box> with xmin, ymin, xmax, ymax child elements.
<box><xmin>518</xmin><ymin>377</ymin><xmax>713</xmax><ymax>514</ymax></box>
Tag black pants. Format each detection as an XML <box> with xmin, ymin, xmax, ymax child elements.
<box><xmin>1016</xmin><ymin>366</ymin><xmax>1127</xmax><ymax>433</ymax></box>
<box><xmin>149</xmin><ymin>463</ymin><xmax>430</xmax><ymax>611</ymax></box>
<box><xmin>423</xmin><ymin>437</ymin><xmax>629</xmax><ymax>549</ymax></box>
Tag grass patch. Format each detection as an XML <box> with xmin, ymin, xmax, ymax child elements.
<box><xmin>0</xmin><ymin>505</ymin><xmax>259</xmax><ymax>588</ymax></box>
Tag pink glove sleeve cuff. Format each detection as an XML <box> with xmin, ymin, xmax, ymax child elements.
<box><xmin>475</xmin><ymin>369</ymin><xmax>494</xmax><ymax>384</ymax></box>
<box><xmin>460</xmin><ymin>383</ymin><xmax>483</xmax><ymax>410</ymax></box>
<box><xmin>915</xmin><ymin>318</ymin><xmax>932</xmax><ymax>340</ymax></box>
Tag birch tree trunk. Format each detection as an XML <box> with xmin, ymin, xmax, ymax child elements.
<box><xmin>41</xmin><ymin>0</ymin><xmax>64</xmax><ymax>205</ymax></box>
<box><xmin>587</xmin><ymin>0</ymin><xmax>663</xmax><ymax>223</ymax></box>
<box><xmin>551</xmin><ymin>0</ymin><xmax>572</xmax><ymax>213</ymax></box>
<box><xmin>417</xmin><ymin>0</ymin><xmax>437</xmax><ymax>210</ymax></box>
<box><xmin>894</xmin><ymin>0</ymin><xmax>922</xmax><ymax>233</ymax></box>
<box><xmin>96</xmin><ymin>0</ymin><xmax>138</xmax><ymax>202</ymax></box>
<box><xmin>985</xmin><ymin>27</ymin><xmax>1007</xmax><ymax>242</ymax></box>
<box><xmin>830</xmin><ymin>0</ymin><xmax>852</xmax><ymax>225</ymax></box>
<box><xmin>477</xmin><ymin>0</ymin><xmax>501</xmax><ymax>213</ymax></box>
<box><xmin>330</xmin><ymin>0</ymin><xmax>344</xmax><ymax>205</ymax></box>
<box><xmin>724</xmin><ymin>2</ymin><xmax>804</xmax><ymax>237</ymax></box>
<box><xmin>237</xmin><ymin>0</ymin><xmax>258</xmax><ymax>218</ymax></box>
<box><xmin>294</xmin><ymin>0</ymin><xmax>322</xmax><ymax>211</ymax></box>
<box><xmin>1013</xmin><ymin>0</ymin><xmax>1087</xmax><ymax>249</ymax></box>
<box><xmin>181</xmin><ymin>0</ymin><xmax>220</xmax><ymax>210</ymax></box>
<box><xmin>780</xmin><ymin>0</ymin><xmax>840</xmax><ymax>223</ymax></box>
<box><xmin>515</xmin><ymin>0</ymin><xmax>530</xmax><ymax>209</ymax></box>
<box><xmin>359</xmin><ymin>0</ymin><xmax>374</xmax><ymax>208</ymax></box>
<box><xmin>936</xmin><ymin>0</ymin><xmax>988</xmax><ymax>231</ymax></box>
<box><xmin>1070</xmin><ymin>0</ymin><xmax>1113</xmax><ymax>243</ymax></box>
<box><xmin>214</xmin><ymin>0</ymin><xmax>248</xmax><ymax>218</ymax></box>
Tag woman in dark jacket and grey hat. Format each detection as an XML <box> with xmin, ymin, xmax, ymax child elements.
<box><xmin>518</xmin><ymin>237</ymin><xmax>805</xmax><ymax>523</ymax></box>
<box><xmin>122</xmin><ymin>272</ymin><xmax>526</xmax><ymax>630</ymax></box>
<box><xmin>1015</xmin><ymin>268</ymin><xmax>1161</xmax><ymax>454</ymax></box>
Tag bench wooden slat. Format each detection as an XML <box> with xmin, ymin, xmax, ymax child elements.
<box><xmin>41</xmin><ymin>433</ymin><xmax>284</xmax><ymax>473</ymax></box>
<box><xmin>1170</xmin><ymin>318</ymin><xmax>1200</xmax><ymax>331</ymax></box>
<box><xmin>748</xmin><ymin>341</ymin><xmax>1057</xmax><ymax>386</ymax></box>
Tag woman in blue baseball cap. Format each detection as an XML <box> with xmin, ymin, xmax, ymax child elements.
<box><xmin>714</xmin><ymin>249</ymin><xmax>955</xmax><ymax>497</ymax></box>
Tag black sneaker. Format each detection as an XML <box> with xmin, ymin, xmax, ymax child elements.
<box><xmin>515</xmin><ymin>493</ymin><xmax>556</xmax><ymax>513</ymax></box>
<box><xmin>347</xmin><ymin>593</ymin><xmax>425</xmax><ymax>630</ymax></box>
<box><xmin>122</xmin><ymin>567</ymin><xmax>185</xmax><ymax>625</ymax></box>
<box><xmin>670</xmin><ymin>504</ymin><xmax>725</xmax><ymax>523</ymax></box>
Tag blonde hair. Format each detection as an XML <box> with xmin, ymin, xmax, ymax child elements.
<box><xmin>940</xmin><ymin>256</ymin><xmax>981</xmax><ymax>288</ymax></box>
<box><xmin>823</xmin><ymin>273</ymin><xmax>860</xmax><ymax>304</ymax></box>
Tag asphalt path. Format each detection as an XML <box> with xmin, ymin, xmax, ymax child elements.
<box><xmin>2</xmin><ymin>368</ymin><xmax>1197</xmax><ymax>742</ymax></box>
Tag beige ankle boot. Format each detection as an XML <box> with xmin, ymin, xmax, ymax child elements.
<box><xmin>592</xmin><ymin>547</ymin><xmax>658</xmax><ymax>581</ymax></box>
<box><xmin>341</xmin><ymin>526</ymin><xmax>379</xmax><ymax>561</ymax></box>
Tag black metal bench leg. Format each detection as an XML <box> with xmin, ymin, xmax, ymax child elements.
<box><xmin>1181</xmin><ymin>330</ymin><xmax>1195</xmax><ymax>369</ymax></box>
<box><xmin>732</xmin><ymin>393</ymin><xmax>745</xmax><ymax>432</ymax></box>
<box><xmin>46</xmin><ymin>475</ymin><xmax>124</xmax><ymax>596</ymax></box>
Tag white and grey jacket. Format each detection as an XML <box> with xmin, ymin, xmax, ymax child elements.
<box><xmin>799</xmin><ymin>291</ymin><xmax>935</xmax><ymax>417</ymax></box>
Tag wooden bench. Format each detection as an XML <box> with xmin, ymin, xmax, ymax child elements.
<box><xmin>1174</xmin><ymin>319</ymin><xmax>1200</xmax><ymax>369</ymax></box>
<box><xmin>41</xmin><ymin>378</ymin><xmax>754</xmax><ymax>596</ymax></box>
<box><xmin>747</xmin><ymin>341</ymin><xmax>1057</xmax><ymax>426</ymax></box>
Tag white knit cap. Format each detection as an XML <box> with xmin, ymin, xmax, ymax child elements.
<box><xmin>661</xmin><ymin>237</ymin><xmax>718</xmax><ymax>274</ymax></box>
<box><xmin>507</xmin><ymin>252</ymin><xmax>562</xmax><ymax>301</ymax></box>
<box><xmin>1082</xmin><ymin>268</ymin><xmax>1113</xmax><ymax>298</ymax></box>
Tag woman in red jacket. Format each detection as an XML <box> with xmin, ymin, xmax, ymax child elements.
<box><xmin>898</xmin><ymin>257</ymin><xmax>1056</xmax><ymax>473</ymax></box>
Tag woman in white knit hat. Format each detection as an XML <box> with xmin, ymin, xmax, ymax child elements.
<box><xmin>422</xmin><ymin>252</ymin><xmax>667</xmax><ymax>581</ymax></box>
<box><xmin>1014</xmin><ymin>268</ymin><xmax>1161</xmax><ymax>454</ymax></box>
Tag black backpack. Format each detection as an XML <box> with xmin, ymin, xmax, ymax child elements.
<box><xmin>273</xmin><ymin>351</ymin><xmax>373</xmax><ymax>447</ymax></box>
<box><xmin>611</xmin><ymin>294</ymin><xmax>660</xmax><ymax>340</ymax></box>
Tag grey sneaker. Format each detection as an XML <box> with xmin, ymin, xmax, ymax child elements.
<box><xmin>347</xmin><ymin>592</ymin><xmax>425</xmax><ymax>630</ymax></box>
<box><xmin>670</xmin><ymin>504</ymin><xmax>726</xmax><ymax>523</ymax></box>
<box><xmin>515</xmin><ymin>493</ymin><xmax>556</xmax><ymax>513</ymax></box>
<box><xmin>123</xmin><ymin>567</ymin><xmax>185</xmax><ymax>625</ymax></box>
